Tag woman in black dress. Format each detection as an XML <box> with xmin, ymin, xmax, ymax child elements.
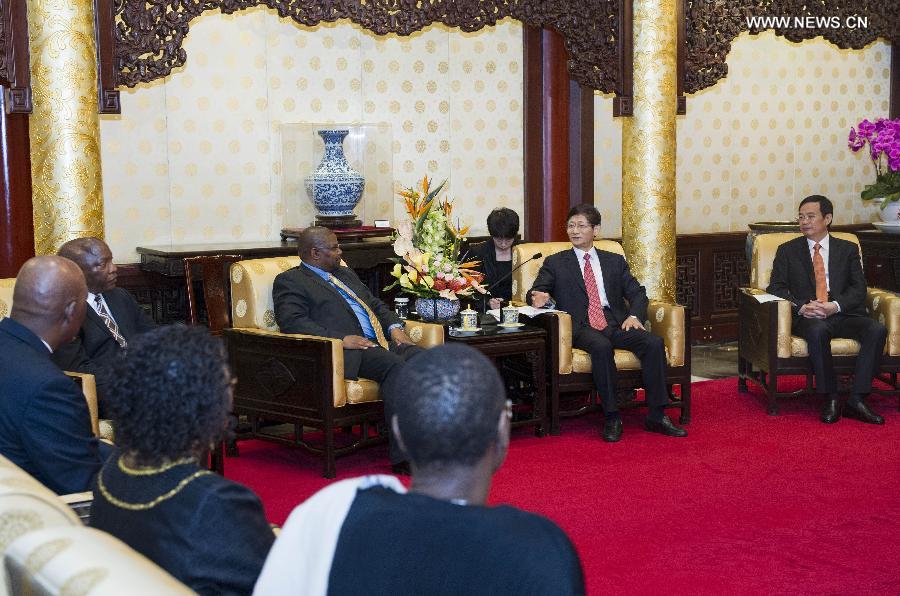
<box><xmin>472</xmin><ymin>208</ymin><xmax>520</xmax><ymax>310</ymax></box>
<box><xmin>90</xmin><ymin>325</ymin><xmax>274</xmax><ymax>595</ymax></box>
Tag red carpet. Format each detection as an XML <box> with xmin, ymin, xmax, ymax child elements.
<box><xmin>227</xmin><ymin>378</ymin><xmax>900</xmax><ymax>594</ymax></box>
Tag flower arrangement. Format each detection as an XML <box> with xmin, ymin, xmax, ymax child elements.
<box><xmin>385</xmin><ymin>175</ymin><xmax>485</xmax><ymax>300</ymax></box>
<box><xmin>848</xmin><ymin>118</ymin><xmax>900</xmax><ymax>203</ymax></box>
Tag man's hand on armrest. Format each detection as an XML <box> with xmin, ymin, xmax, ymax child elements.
<box><xmin>342</xmin><ymin>335</ymin><xmax>377</xmax><ymax>349</ymax></box>
<box><xmin>530</xmin><ymin>290</ymin><xmax>551</xmax><ymax>308</ymax></box>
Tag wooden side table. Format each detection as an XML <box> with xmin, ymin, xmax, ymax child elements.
<box><xmin>445</xmin><ymin>325</ymin><xmax>547</xmax><ymax>437</ymax></box>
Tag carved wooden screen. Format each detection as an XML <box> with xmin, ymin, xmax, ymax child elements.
<box><xmin>683</xmin><ymin>1</ymin><xmax>899</xmax><ymax>95</ymax></box>
<box><xmin>113</xmin><ymin>0</ymin><xmax>624</xmax><ymax>94</ymax></box>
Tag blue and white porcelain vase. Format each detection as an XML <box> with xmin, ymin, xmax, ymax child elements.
<box><xmin>414</xmin><ymin>297</ymin><xmax>461</xmax><ymax>323</ymax></box>
<box><xmin>304</xmin><ymin>129</ymin><xmax>365</xmax><ymax>226</ymax></box>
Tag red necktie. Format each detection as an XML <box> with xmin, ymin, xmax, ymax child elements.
<box><xmin>583</xmin><ymin>253</ymin><xmax>608</xmax><ymax>331</ymax></box>
<box><xmin>812</xmin><ymin>243</ymin><xmax>828</xmax><ymax>302</ymax></box>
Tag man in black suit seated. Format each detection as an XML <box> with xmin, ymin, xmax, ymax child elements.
<box><xmin>0</xmin><ymin>256</ymin><xmax>108</xmax><ymax>494</ymax></box>
<box><xmin>766</xmin><ymin>195</ymin><xmax>886</xmax><ymax>424</ymax></box>
<box><xmin>528</xmin><ymin>204</ymin><xmax>686</xmax><ymax>442</ymax></box>
<box><xmin>254</xmin><ymin>344</ymin><xmax>585</xmax><ymax>595</ymax></box>
<box><xmin>273</xmin><ymin>226</ymin><xmax>423</xmax><ymax>468</ymax></box>
<box><xmin>51</xmin><ymin>237</ymin><xmax>156</xmax><ymax>410</ymax></box>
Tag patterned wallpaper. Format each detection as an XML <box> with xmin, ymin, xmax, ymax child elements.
<box><xmin>99</xmin><ymin>9</ymin><xmax>524</xmax><ymax>262</ymax></box>
<box><xmin>594</xmin><ymin>30</ymin><xmax>891</xmax><ymax>238</ymax></box>
<box><xmin>100</xmin><ymin>14</ymin><xmax>891</xmax><ymax>262</ymax></box>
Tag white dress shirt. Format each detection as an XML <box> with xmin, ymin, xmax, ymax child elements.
<box><xmin>87</xmin><ymin>291</ymin><xmax>121</xmax><ymax>327</ymax></box>
<box><xmin>572</xmin><ymin>246</ymin><xmax>610</xmax><ymax>307</ymax></box>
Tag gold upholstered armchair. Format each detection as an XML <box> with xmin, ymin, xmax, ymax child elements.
<box><xmin>510</xmin><ymin>242</ymin><xmax>691</xmax><ymax>435</ymax></box>
<box><xmin>222</xmin><ymin>256</ymin><xmax>444</xmax><ymax>478</ymax></box>
<box><xmin>738</xmin><ymin>232</ymin><xmax>900</xmax><ymax>414</ymax></box>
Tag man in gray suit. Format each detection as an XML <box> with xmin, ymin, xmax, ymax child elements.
<box><xmin>273</xmin><ymin>227</ymin><xmax>421</xmax><ymax>384</ymax></box>
<box><xmin>273</xmin><ymin>227</ymin><xmax>422</xmax><ymax>470</ymax></box>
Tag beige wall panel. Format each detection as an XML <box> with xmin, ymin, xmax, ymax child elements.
<box><xmin>593</xmin><ymin>95</ymin><xmax>623</xmax><ymax>237</ymax></box>
<box><xmin>447</xmin><ymin>23</ymin><xmax>524</xmax><ymax>235</ymax></box>
<box><xmin>100</xmin><ymin>84</ymin><xmax>170</xmax><ymax>252</ymax></box>
<box><xmin>164</xmin><ymin>10</ymin><xmax>274</xmax><ymax>246</ymax></box>
<box><xmin>676</xmin><ymin>31</ymin><xmax>889</xmax><ymax>233</ymax></box>
<box><xmin>99</xmin><ymin>10</ymin><xmax>524</xmax><ymax>262</ymax></box>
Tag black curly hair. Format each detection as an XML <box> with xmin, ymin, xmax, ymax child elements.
<box><xmin>106</xmin><ymin>325</ymin><xmax>232</xmax><ymax>466</ymax></box>
<box><xmin>385</xmin><ymin>344</ymin><xmax>506</xmax><ymax>470</ymax></box>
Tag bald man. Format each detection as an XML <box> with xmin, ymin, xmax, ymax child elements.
<box><xmin>52</xmin><ymin>237</ymin><xmax>155</xmax><ymax>410</ymax></box>
<box><xmin>0</xmin><ymin>256</ymin><xmax>107</xmax><ymax>494</ymax></box>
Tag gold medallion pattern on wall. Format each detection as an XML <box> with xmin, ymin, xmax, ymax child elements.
<box><xmin>675</xmin><ymin>32</ymin><xmax>889</xmax><ymax>233</ymax></box>
<box><xmin>596</xmin><ymin>32</ymin><xmax>890</xmax><ymax>238</ymax></box>
<box><xmin>621</xmin><ymin>0</ymin><xmax>677</xmax><ymax>303</ymax></box>
<box><xmin>99</xmin><ymin>14</ymin><xmax>523</xmax><ymax>261</ymax></box>
<box><xmin>27</xmin><ymin>0</ymin><xmax>104</xmax><ymax>255</ymax></box>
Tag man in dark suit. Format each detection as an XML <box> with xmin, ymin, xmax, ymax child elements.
<box><xmin>528</xmin><ymin>204</ymin><xmax>686</xmax><ymax>442</ymax></box>
<box><xmin>51</xmin><ymin>237</ymin><xmax>156</xmax><ymax>409</ymax></box>
<box><xmin>0</xmin><ymin>256</ymin><xmax>107</xmax><ymax>494</ymax></box>
<box><xmin>767</xmin><ymin>195</ymin><xmax>886</xmax><ymax>424</ymax></box>
<box><xmin>273</xmin><ymin>227</ymin><xmax>423</xmax><ymax>469</ymax></box>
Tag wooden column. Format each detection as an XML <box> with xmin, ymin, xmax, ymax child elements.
<box><xmin>523</xmin><ymin>27</ymin><xmax>595</xmax><ymax>241</ymax></box>
<box><xmin>891</xmin><ymin>41</ymin><xmax>898</xmax><ymax>119</ymax></box>
<box><xmin>0</xmin><ymin>93</ymin><xmax>34</xmax><ymax>277</ymax></box>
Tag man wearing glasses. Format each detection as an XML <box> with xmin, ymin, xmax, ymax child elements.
<box><xmin>528</xmin><ymin>204</ymin><xmax>687</xmax><ymax>442</ymax></box>
<box><xmin>767</xmin><ymin>195</ymin><xmax>886</xmax><ymax>425</ymax></box>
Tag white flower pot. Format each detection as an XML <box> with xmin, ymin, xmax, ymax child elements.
<box><xmin>878</xmin><ymin>199</ymin><xmax>900</xmax><ymax>222</ymax></box>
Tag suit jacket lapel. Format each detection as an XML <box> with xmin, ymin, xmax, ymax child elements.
<box><xmin>564</xmin><ymin>250</ymin><xmax>588</xmax><ymax>297</ymax></box>
<box><xmin>797</xmin><ymin>239</ymin><xmax>815</xmax><ymax>290</ymax></box>
<box><xmin>595</xmin><ymin>251</ymin><xmax>619</xmax><ymax>302</ymax></box>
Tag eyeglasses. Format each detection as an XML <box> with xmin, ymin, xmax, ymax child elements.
<box><xmin>566</xmin><ymin>223</ymin><xmax>594</xmax><ymax>231</ymax></box>
<box><xmin>797</xmin><ymin>214</ymin><xmax>820</xmax><ymax>222</ymax></box>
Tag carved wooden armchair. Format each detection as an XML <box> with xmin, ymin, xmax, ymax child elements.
<box><xmin>510</xmin><ymin>242</ymin><xmax>691</xmax><ymax>435</ymax></box>
<box><xmin>738</xmin><ymin>232</ymin><xmax>900</xmax><ymax>413</ymax></box>
<box><xmin>222</xmin><ymin>256</ymin><xmax>444</xmax><ymax>478</ymax></box>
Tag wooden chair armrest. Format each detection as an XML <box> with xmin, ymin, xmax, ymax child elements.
<box><xmin>60</xmin><ymin>491</ymin><xmax>93</xmax><ymax>523</ymax></box>
<box><xmin>404</xmin><ymin>320</ymin><xmax>444</xmax><ymax>347</ymax></box>
<box><xmin>64</xmin><ymin>371</ymin><xmax>99</xmax><ymax>437</ymax></box>
<box><xmin>528</xmin><ymin>311</ymin><xmax>573</xmax><ymax>375</ymax></box>
<box><xmin>223</xmin><ymin>327</ymin><xmax>349</xmax><ymax>408</ymax></box>
<box><xmin>739</xmin><ymin>288</ymin><xmax>791</xmax><ymax>364</ymax></box>
<box><xmin>867</xmin><ymin>288</ymin><xmax>900</xmax><ymax>356</ymax></box>
<box><xmin>646</xmin><ymin>301</ymin><xmax>686</xmax><ymax>367</ymax></box>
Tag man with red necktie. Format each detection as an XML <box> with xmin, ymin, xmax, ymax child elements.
<box><xmin>767</xmin><ymin>195</ymin><xmax>886</xmax><ymax>425</ymax></box>
<box><xmin>528</xmin><ymin>204</ymin><xmax>686</xmax><ymax>442</ymax></box>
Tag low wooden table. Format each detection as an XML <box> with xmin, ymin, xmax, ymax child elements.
<box><xmin>445</xmin><ymin>323</ymin><xmax>547</xmax><ymax>437</ymax></box>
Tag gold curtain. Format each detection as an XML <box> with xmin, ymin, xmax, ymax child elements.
<box><xmin>27</xmin><ymin>0</ymin><xmax>104</xmax><ymax>255</ymax></box>
<box><xmin>621</xmin><ymin>0</ymin><xmax>677</xmax><ymax>302</ymax></box>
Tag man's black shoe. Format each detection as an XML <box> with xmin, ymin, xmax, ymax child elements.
<box><xmin>821</xmin><ymin>398</ymin><xmax>841</xmax><ymax>424</ymax></box>
<box><xmin>391</xmin><ymin>461</ymin><xmax>411</xmax><ymax>475</ymax></box>
<box><xmin>601</xmin><ymin>418</ymin><xmax>623</xmax><ymax>442</ymax></box>
<box><xmin>844</xmin><ymin>399</ymin><xmax>884</xmax><ymax>425</ymax></box>
<box><xmin>644</xmin><ymin>415</ymin><xmax>687</xmax><ymax>437</ymax></box>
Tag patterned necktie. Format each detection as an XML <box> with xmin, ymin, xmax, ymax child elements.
<box><xmin>94</xmin><ymin>294</ymin><xmax>127</xmax><ymax>349</ymax></box>
<box><xmin>812</xmin><ymin>242</ymin><xmax>828</xmax><ymax>302</ymax></box>
<box><xmin>582</xmin><ymin>253</ymin><xmax>608</xmax><ymax>331</ymax></box>
<box><xmin>327</xmin><ymin>274</ymin><xmax>389</xmax><ymax>349</ymax></box>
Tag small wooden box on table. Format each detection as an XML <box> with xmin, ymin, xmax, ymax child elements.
<box><xmin>444</xmin><ymin>324</ymin><xmax>547</xmax><ymax>437</ymax></box>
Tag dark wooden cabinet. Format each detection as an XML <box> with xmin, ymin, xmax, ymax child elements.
<box><xmin>857</xmin><ymin>230</ymin><xmax>900</xmax><ymax>293</ymax></box>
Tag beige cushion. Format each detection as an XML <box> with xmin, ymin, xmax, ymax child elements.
<box><xmin>231</xmin><ymin>256</ymin><xmax>301</xmax><ymax>331</ymax></box>
<box><xmin>790</xmin><ymin>337</ymin><xmax>861</xmax><ymax>358</ymax></box>
<box><xmin>0</xmin><ymin>455</ymin><xmax>81</xmax><ymax>595</ymax></box>
<box><xmin>751</xmin><ymin>232</ymin><xmax>861</xmax><ymax>291</ymax></box>
<box><xmin>0</xmin><ymin>277</ymin><xmax>14</xmax><ymax>319</ymax></box>
<box><xmin>4</xmin><ymin>526</ymin><xmax>192</xmax><ymax>595</ymax></box>
<box><xmin>510</xmin><ymin>241</ymin><xmax>624</xmax><ymax>303</ymax></box>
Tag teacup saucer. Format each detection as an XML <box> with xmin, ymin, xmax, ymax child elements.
<box><xmin>498</xmin><ymin>322</ymin><xmax>525</xmax><ymax>328</ymax></box>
